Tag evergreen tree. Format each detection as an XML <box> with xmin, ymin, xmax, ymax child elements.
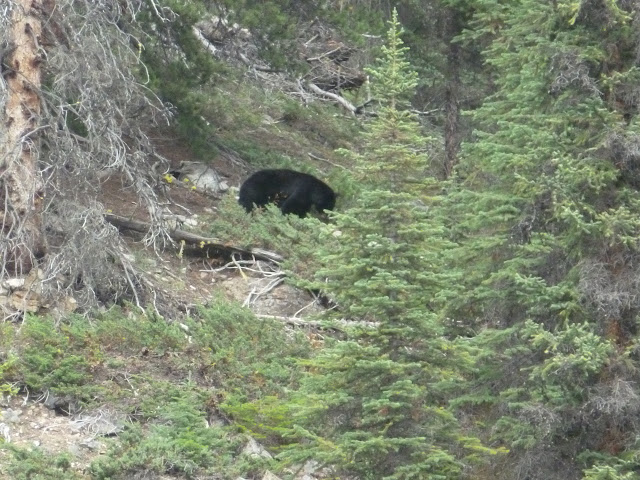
<box><xmin>447</xmin><ymin>0</ymin><xmax>640</xmax><ymax>478</ymax></box>
<box><xmin>283</xmin><ymin>11</ymin><xmax>488</xmax><ymax>479</ymax></box>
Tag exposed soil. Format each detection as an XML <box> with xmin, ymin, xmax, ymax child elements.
<box><xmin>0</xmin><ymin>128</ymin><xmax>325</xmax><ymax>476</ymax></box>
<box><xmin>0</xmin><ymin>395</ymin><xmax>107</xmax><ymax>475</ymax></box>
<box><xmin>97</xmin><ymin>127</ymin><xmax>321</xmax><ymax>315</ymax></box>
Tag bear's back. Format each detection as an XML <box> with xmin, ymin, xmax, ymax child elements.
<box><xmin>239</xmin><ymin>169</ymin><xmax>335</xmax><ymax>216</ymax></box>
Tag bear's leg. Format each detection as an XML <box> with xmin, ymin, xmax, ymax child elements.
<box><xmin>280</xmin><ymin>190</ymin><xmax>312</xmax><ymax>217</ymax></box>
<box><xmin>239</xmin><ymin>187</ymin><xmax>269</xmax><ymax>212</ymax></box>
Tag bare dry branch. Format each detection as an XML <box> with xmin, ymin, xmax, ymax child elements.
<box><xmin>306</xmin><ymin>82</ymin><xmax>357</xmax><ymax>114</ymax></box>
<box><xmin>0</xmin><ymin>0</ymin><xmax>177</xmax><ymax>308</ymax></box>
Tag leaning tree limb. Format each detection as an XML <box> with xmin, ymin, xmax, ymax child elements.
<box><xmin>104</xmin><ymin>213</ymin><xmax>283</xmax><ymax>263</ymax></box>
<box><xmin>306</xmin><ymin>82</ymin><xmax>357</xmax><ymax>114</ymax></box>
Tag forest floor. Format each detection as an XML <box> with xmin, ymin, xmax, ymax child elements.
<box><xmin>0</xmin><ymin>126</ymin><xmax>326</xmax><ymax>478</ymax></box>
<box><xmin>99</xmin><ymin>126</ymin><xmax>323</xmax><ymax>317</ymax></box>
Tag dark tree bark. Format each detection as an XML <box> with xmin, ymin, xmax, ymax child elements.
<box><xmin>443</xmin><ymin>8</ymin><xmax>462</xmax><ymax>179</ymax></box>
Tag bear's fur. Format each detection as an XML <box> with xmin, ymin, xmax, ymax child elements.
<box><xmin>238</xmin><ymin>169</ymin><xmax>336</xmax><ymax>218</ymax></box>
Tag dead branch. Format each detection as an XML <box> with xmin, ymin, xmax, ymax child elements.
<box><xmin>104</xmin><ymin>213</ymin><xmax>284</xmax><ymax>263</ymax></box>
<box><xmin>304</xmin><ymin>34</ymin><xmax>319</xmax><ymax>47</ymax></box>
<box><xmin>192</xmin><ymin>26</ymin><xmax>218</xmax><ymax>57</ymax></box>
<box><xmin>0</xmin><ymin>0</ymin><xmax>176</xmax><ymax>307</ymax></box>
<box><xmin>306</xmin><ymin>82</ymin><xmax>357</xmax><ymax>114</ymax></box>
<box><xmin>410</xmin><ymin>108</ymin><xmax>442</xmax><ymax>116</ymax></box>
<box><xmin>305</xmin><ymin>46</ymin><xmax>345</xmax><ymax>63</ymax></box>
<box><xmin>203</xmin><ymin>254</ymin><xmax>285</xmax><ymax>306</ymax></box>
<box><xmin>244</xmin><ymin>274</ymin><xmax>285</xmax><ymax>307</ymax></box>
<box><xmin>307</xmin><ymin>152</ymin><xmax>347</xmax><ymax>170</ymax></box>
<box><xmin>238</xmin><ymin>52</ymin><xmax>282</xmax><ymax>73</ymax></box>
<box><xmin>255</xmin><ymin>314</ymin><xmax>329</xmax><ymax>328</ymax></box>
<box><xmin>255</xmin><ymin>314</ymin><xmax>378</xmax><ymax>330</ymax></box>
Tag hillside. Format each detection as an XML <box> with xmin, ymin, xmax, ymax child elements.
<box><xmin>4</xmin><ymin>1</ymin><xmax>640</xmax><ymax>480</ymax></box>
<box><xmin>0</xmin><ymin>4</ymin><xmax>363</xmax><ymax>479</ymax></box>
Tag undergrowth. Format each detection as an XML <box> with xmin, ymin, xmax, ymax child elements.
<box><xmin>0</xmin><ymin>300</ymin><xmax>311</xmax><ymax>480</ymax></box>
<box><xmin>2</xmin><ymin>448</ymin><xmax>80</xmax><ymax>480</ymax></box>
<box><xmin>0</xmin><ymin>299</ymin><xmax>312</xmax><ymax>479</ymax></box>
<box><xmin>209</xmin><ymin>195</ymin><xmax>342</xmax><ymax>281</ymax></box>
<box><xmin>90</xmin><ymin>384</ymin><xmax>261</xmax><ymax>480</ymax></box>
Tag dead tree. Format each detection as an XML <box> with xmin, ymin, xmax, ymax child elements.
<box><xmin>1</xmin><ymin>0</ymin><xmax>47</xmax><ymax>274</ymax></box>
<box><xmin>1</xmin><ymin>0</ymin><xmax>173</xmax><ymax>310</ymax></box>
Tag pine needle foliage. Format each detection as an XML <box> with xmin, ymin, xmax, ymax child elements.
<box><xmin>282</xmin><ymin>10</ymin><xmax>486</xmax><ymax>479</ymax></box>
<box><xmin>446</xmin><ymin>0</ymin><xmax>640</xmax><ymax>477</ymax></box>
<box><xmin>351</xmin><ymin>10</ymin><xmax>424</xmax><ymax>188</ymax></box>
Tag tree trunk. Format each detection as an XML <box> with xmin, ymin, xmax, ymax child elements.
<box><xmin>443</xmin><ymin>8</ymin><xmax>461</xmax><ymax>179</ymax></box>
<box><xmin>1</xmin><ymin>0</ymin><xmax>46</xmax><ymax>274</ymax></box>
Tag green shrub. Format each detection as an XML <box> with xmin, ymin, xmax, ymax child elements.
<box><xmin>1</xmin><ymin>447</ymin><xmax>80</xmax><ymax>479</ymax></box>
<box><xmin>193</xmin><ymin>299</ymin><xmax>310</xmax><ymax>398</ymax></box>
<box><xmin>17</xmin><ymin>316</ymin><xmax>95</xmax><ymax>398</ymax></box>
<box><xmin>208</xmin><ymin>195</ymin><xmax>337</xmax><ymax>281</ymax></box>
<box><xmin>222</xmin><ymin>394</ymin><xmax>300</xmax><ymax>446</ymax></box>
<box><xmin>91</xmin><ymin>385</ymin><xmax>256</xmax><ymax>479</ymax></box>
<box><xmin>0</xmin><ymin>356</ymin><xmax>18</xmax><ymax>397</ymax></box>
<box><xmin>91</xmin><ymin>307</ymin><xmax>188</xmax><ymax>356</ymax></box>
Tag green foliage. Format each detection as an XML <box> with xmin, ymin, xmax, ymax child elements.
<box><xmin>0</xmin><ymin>447</ymin><xmax>80</xmax><ymax>480</ymax></box>
<box><xmin>86</xmin><ymin>300</ymin><xmax>310</xmax><ymax>478</ymax></box>
<box><xmin>91</xmin><ymin>385</ymin><xmax>252</xmax><ymax>479</ymax></box>
<box><xmin>91</xmin><ymin>307</ymin><xmax>188</xmax><ymax>356</ymax></box>
<box><xmin>209</xmin><ymin>194</ymin><xmax>338</xmax><ymax>281</ymax></box>
<box><xmin>443</xmin><ymin>0</ymin><xmax>640</xmax><ymax>477</ymax></box>
<box><xmin>9</xmin><ymin>0</ymin><xmax>640</xmax><ymax>477</ymax></box>
<box><xmin>0</xmin><ymin>300</ymin><xmax>309</xmax><ymax>479</ymax></box>
<box><xmin>193</xmin><ymin>298</ymin><xmax>310</xmax><ymax>399</ymax></box>
<box><xmin>0</xmin><ymin>325</ymin><xmax>18</xmax><ymax>396</ymax></box>
<box><xmin>583</xmin><ymin>466</ymin><xmax>637</xmax><ymax>480</ymax></box>
<box><xmin>220</xmin><ymin>0</ymin><xmax>385</xmax><ymax>70</ymax></box>
<box><xmin>281</xmin><ymin>11</ymin><xmax>485</xmax><ymax>479</ymax></box>
<box><xmin>524</xmin><ymin>321</ymin><xmax>613</xmax><ymax>393</ymax></box>
<box><xmin>222</xmin><ymin>395</ymin><xmax>300</xmax><ymax>446</ymax></box>
<box><xmin>349</xmin><ymin>10</ymin><xmax>429</xmax><ymax>187</ymax></box>
<box><xmin>137</xmin><ymin>1</ymin><xmax>367</xmax><ymax>163</ymax></box>
<box><xmin>366</xmin><ymin>11</ymin><xmax>418</xmax><ymax>109</ymax></box>
<box><xmin>137</xmin><ymin>0</ymin><xmax>229</xmax><ymax>155</ymax></box>
<box><xmin>5</xmin><ymin>310</ymin><xmax>193</xmax><ymax>402</ymax></box>
<box><xmin>16</xmin><ymin>316</ymin><xmax>96</xmax><ymax>398</ymax></box>
<box><xmin>0</xmin><ymin>357</ymin><xmax>18</xmax><ymax>396</ymax></box>
<box><xmin>580</xmin><ymin>451</ymin><xmax>640</xmax><ymax>480</ymax></box>
<box><xmin>276</xmin><ymin>99</ymin><xmax>363</xmax><ymax>151</ymax></box>
<box><xmin>220</xmin><ymin>0</ymin><xmax>301</xmax><ymax>71</ymax></box>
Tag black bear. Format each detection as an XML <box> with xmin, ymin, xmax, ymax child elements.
<box><xmin>238</xmin><ymin>169</ymin><xmax>336</xmax><ymax>218</ymax></box>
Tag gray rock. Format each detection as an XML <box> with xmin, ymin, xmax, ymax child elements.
<box><xmin>79</xmin><ymin>438</ymin><xmax>103</xmax><ymax>450</ymax></box>
<box><xmin>262</xmin><ymin>472</ymin><xmax>282</xmax><ymax>480</ymax></box>
<box><xmin>172</xmin><ymin>161</ymin><xmax>229</xmax><ymax>194</ymax></box>
<box><xmin>1</xmin><ymin>408</ymin><xmax>21</xmax><ymax>423</ymax></box>
<box><xmin>242</xmin><ymin>437</ymin><xmax>273</xmax><ymax>459</ymax></box>
<box><xmin>0</xmin><ymin>423</ymin><xmax>10</xmax><ymax>442</ymax></box>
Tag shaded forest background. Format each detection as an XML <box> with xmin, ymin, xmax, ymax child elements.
<box><xmin>2</xmin><ymin>0</ymin><xmax>640</xmax><ymax>479</ymax></box>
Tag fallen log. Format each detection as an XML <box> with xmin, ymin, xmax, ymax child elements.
<box><xmin>104</xmin><ymin>213</ymin><xmax>283</xmax><ymax>263</ymax></box>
